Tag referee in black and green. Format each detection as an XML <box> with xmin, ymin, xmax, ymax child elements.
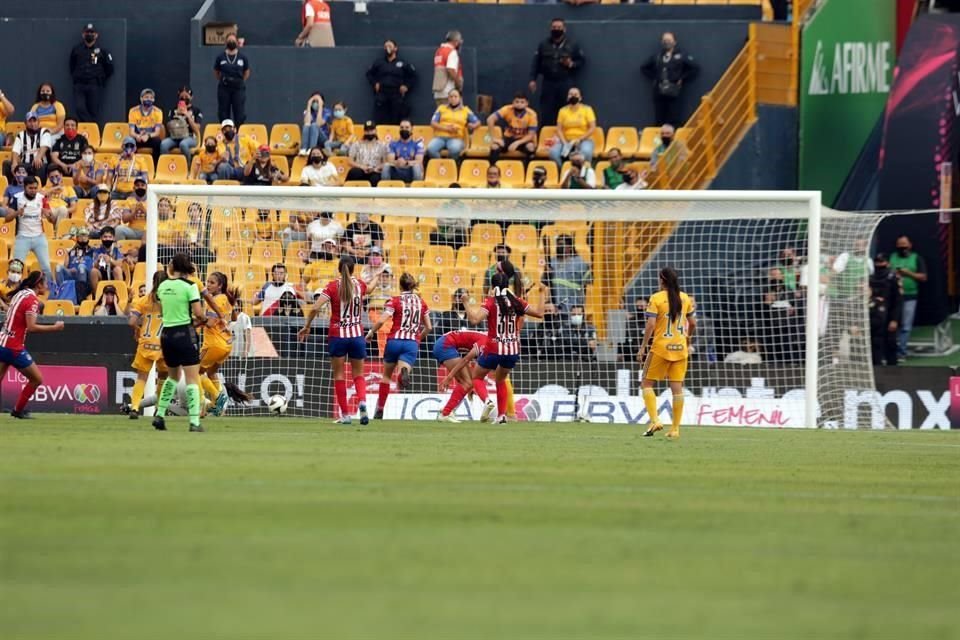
<box><xmin>153</xmin><ymin>253</ymin><xmax>207</xmax><ymax>432</ymax></box>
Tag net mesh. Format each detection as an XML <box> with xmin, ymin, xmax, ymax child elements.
<box><xmin>145</xmin><ymin>187</ymin><xmax>886</xmax><ymax>428</ymax></box>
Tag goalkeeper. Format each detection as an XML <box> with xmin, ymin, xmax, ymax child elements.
<box><xmin>140</xmin><ymin>374</ymin><xmax>252</xmax><ymax>416</ymax></box>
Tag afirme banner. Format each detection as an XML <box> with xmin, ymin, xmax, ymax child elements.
<box><xmin>799</xmin><ymin>0</ymin><xmax>896</xmax><ymax>205</ymax></box>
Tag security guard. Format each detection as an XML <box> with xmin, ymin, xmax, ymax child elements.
<box><xmin>869</xmin><ymin>253</ymin><xmax>902</xmax><ymax>366</ymax></box>
<box><xmin>366</xmin><ymin>39</ymin><xmax>418</xmax><ymax>125</ymax></box>
<box><xmin>529</xmin><ymin>18</ymin><xmax>585</xmax><ymax>126</ymax></box>
<box><xmin>69</xmin><ymin>23</ymin><xmax>114</xmax><ymax>123</ymax></box>
<box><xmin>214</xmin><ymin>33</ymin><xmax>251</xmax><ymax>125</ymax></box>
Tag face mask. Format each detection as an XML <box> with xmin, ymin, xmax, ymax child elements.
<box><xmin>334</xmin><ymin>109</ymin><xmax>345</xmax><ymax>118</ymax></box>
<box><xmin>662</xmin><ymin>41</ymin><xmax>673</xmax><ymax>50</ymax></box>
<box><xmin>223</xmin><ymin>130</ymin><xmax>236</xmax><ymax>141</ymax></box>
<box><xmin>14</xmin><ymin>174</ymin><xmax>25</xmax><ymax>185</ymax></box>
<box><xmin>134</xmin><ymin>188</ymin><xmax>147</xmax><ymax>197</ymax></box>
<box><xmin>571</xmin><ymin>160</ymin><xmax>583</xmax><ymax>169</ymax></box>
<box><xmin>310</xmin><ymin>103</ymin><xmax>318</xmax><ymax>113</ymax></box>
<box><xmin>8</xmin><ymin>273</ymin><xmax>21</xmax><ymax>283</ymax></box>
<box><xmin>65</xmin><ymin>129</ymin><xmax>77</xmax><ymax>140</ymax></box>
<box><xmin>101</xmin><ymin>239</ymin><xmax>114</xmax><ymax>249</ymax></box>
<box><xmin>364</xmin><ymin>133</ymin><xmax>376</xmax><ymax>141</ymax></box>
<box><xmin>496</xmin><ymin>254</ymin><xmax>507</xmax><ymax>263</ymax></box>
<box><xmin>449</xmin><ymin>99</ymin><xmax>460</xmax><ymax>108</ymax></box>
<box><xmin>142</xmin><ymin>100</ymin><xmax>153</xmax><ymax>109</ymax></box>
<box><xmin>551</xmin><ymin>29</ymin><xmax>564</xmax><ymax>40</ymax></box>
<box><xmin>370</xmin><ymin>256</ymin><xmax>382</xmax><ymax>267</ymax></box>
<box><xmin>399</xmin><ymin>130</ymin><xmax>411</xmax><ymax>140</ymax></box>
<box><xmin>123</xmin><ymin>146</ymin><xmax>136</xmax><ymax>155</ymax></box>
<box><xmin>567</xmin><ymin>96</ymin><xmax>580</xmax><ymax>105</ymax></box>
<box><xmin>40</xmin><ymin>93</ymin><xmax>52</xmax><ymax>102</ymax></box>
<box><xmin>50</xmin><ymin>175</ymin><xmax>62</xmax><ymax>185</ymax></box>
<box><xmin>898</xmin><ymin>247</ymin><xmax>909</xmax><ymax>257</ymax></box>
<box><xmin>513</xmin><ymin>107</ymin><xmax>526</xmax><ymax>116</ymax></box>
<box><xmin>84</xmin><ymin>34</ymin><xmax>96</xmax><ymax>44</ymax></box>
<box><xmin>77</xmin><ymin>240</ymin><xmax>89</xmax><ymax>248</ymax></box>
<box><xmin>533</xmin><ymin>178</ymin><xmax>545</xmax><ymax>187</ymax></box>
<box><xmin>662</xmin><ymin>137</ymin><xmax>673</xmax><ymax>147</ymax></box>
<box><xmin>82</xmin><ymin>153</ymin><xmax>94</xmax><ymax>162</ymax></box>
<box><xmin>226</xmin><ymin>41</ymin><xmax>238</xmax><ymax>51</ymax></box>
<box><xmin>570</xmin><ymin>315</ymin><xmax>583</xmax><ymax>326</ymax></box>
<box><xmin>205</xmin><ymin>144</ymin><xmax>216</xmax><ymax>152</ymax></box>
<box><xmin>310</xmin><ymin>156</ymin><xmax>322</xmax><ymax>165</ymax></box>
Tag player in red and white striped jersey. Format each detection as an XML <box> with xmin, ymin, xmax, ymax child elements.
<box><xmin>299</xmin><ymin>256</ymin><xmax>383</xmax><ymax>424</ymax></box>
<box><xmin>433</xmin><ymin>329</ymin><xmax>493</xmax><ymax>423</ymax></box>
<box><xmin>0</xmin><ymin>271</ymin><xmax>65</xmax><ymax>418</ymax></box>
<box><xmin>365</xmin><ymin>273</ymin><xmax>432</xmax><ymax>419</ymax></box>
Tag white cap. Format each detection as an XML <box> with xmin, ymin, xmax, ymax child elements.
<box><xmin>221</xmin><ymin>119</ymin><xmax>235</xmax><ymax>128</ymax></box>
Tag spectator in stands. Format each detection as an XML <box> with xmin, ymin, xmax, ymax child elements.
<box><xmin>426</xmin><ymin>90</ymin><xmax>480</xmax><ymax>162</ymax></box>
<box><xmin>485</xmin><ymin>244</ymin><xmax>513</xmax><ymax>290</ymax></box>
<box><xmin>0</xmin><ymin>89</ymin><xmax>15</xmax><ymax>146</ymax></box>
<box><xmin>184</xmin><ymin>202</ymin><xmax>205</xmax><ymax>246</ymax></box>
<box><xmin>116</xmin><ymin>177</ymin><xmax>148</xmax><ymax>240</ymax></box>
<box><xmin>616</xmin><ymin>168</ymin><xmax>648</xmax><ymax>191</ymax></box>
<box><xmin>360</xmin><ymin>245</ymin><xmax>386</xmax><ymax>280</ymax></box>
<box><xmin>488</xmin><ymin>93</ymin><xmax>538</xmax><ymax>164</ymax></box>
<box><xmin>325</xmin><ymin>102</ymin><xmax>355</xmax><ymax>156</ymax></box>
<box><xmin>560</xmin><ymin>151</ymin><xmax>596</xmax><ymax>189</ymax></box>
<box><xmin>128</xmin><ymin>89</ymin><xmax>164</xmax><ymax>159</ymax></box>
<box><xmin>889</xmin><ymin>235</ymin><xmax>928</xmax><ymax>359</ymax></box>
<box><xmin>280</xmin><ymin>211</ymin><xmax>312</xmax><ymax>249</ymax></box>
<box><xmin>432</xmin><ymin>31</ymin><xmax>464</xmax><ymax>107</ymax></box>
<box><xmin>761</xmin><ymin>266</ymin><xmax>802</xmax><ymax>361</ymax></box>
<box><xmin>300</xmin><ymin>148</ymin><xmax>340</xmax><ymax>186</ymax></box>
<box><xmin>70</xmin><ymin>23</ymin><xmax>113</xmax><ymax>123</ymax></box>
<box><xmin>485</xmin><ymin>165</ymin><xmax>502</xmax><ymax>189</ymax></box>
<box><xmin>642</xmin><ymin>31</ymin><xmax>699</xmax><ymax>128</ymax></box>
<box><xmin>244</xmin><ymin>145</ymin><xmax>289</xmax><ymax>186</ymax></box>
<box><xmin>4</xmin><ymin>166</ymin><xmax>28</xmax><ymax>207</ymax></box>
<box><xmin>367</xmin><ymin>39</ymin><xmax>417</xmax><ymax>125</ymax></box>
<box><xmin>365</xmin><ymin>263</ymin><xmax>395</xmax><ymax>312</ymax></box>
<box><xmin>307</xmin><ymin>211</ymin><xmax>343</xmax><ymax>260</ymax></box>
<box><xmin>650</xmin><ymin>124</ymin><xmax>687</xmax><ymax>171</ymax></box>
<box><xmin>255</xmin><ymin>209</ymin><xmax>276</xmax><ymax>241</ymax></box>
<box><xmin>71</xmin><ymin>146</ymin><xmax>100</xmax><ymax>197</ymax></box>
<box><xmin>93</xmin><ymin>284</ymin><xmax>124</xmax><ymax>317</ymax></box>
<box><xmin>775</xmin><ymin>247</ymin><xmax>805</xmax><ymax>293</ymax></box>
<box><xmin>542</xmin><ymin>233</ymin><xmax>591</xmax><ymax>311</ymax></box>
<box><xmin>549</xmin><ymin>87</ymin><xmax>597</xmax><ymax>167</ymax></box>
<box><xmin>191</xmin><ymin>136</ymin><xmax>224</xmax><ymax>184</ymax></box>
<box><xmin>257</xmin><ymin>264</ymin><xmax>303</xmax><ymax>313</ymax></box>
<box><xmin>5</xmin><ymin>176</ymin><xmax>55</xmax><ymax>283</ymax></box>
<box><xmin>724</xmin><ymin>339</ymin><xmax>763</xmax><ymax>365</ymax></box>
<box><xmin>433</xmin><ymin>288</ymin><xmax>476</xmax><ymax>336</ymax></box>
<box><xmin>120</xmin><ymin>247</ymin><xmax>139</xmax><ymax>289</ymax></box>
<box><xmin>296</xmin><ymin>0</ymin><xmax>335</xmax><ymax>48</ymax></box>
<box><xmin>431</xmin><ymin>187</ymin><xmax>469</xmax><ymax>250</ymax></box>
<box><xmin>299</xmin><ymin>92</ymin><xmax>331</xmax><ymax>156</ymax></box>
<box><xmin>530</xmin><ymin>166</ymin><xmax>549</xmax><ymax>190</ymax></box>
<box><xmin>7</xmin><ymin>112</ymin><xmax>51</xmax><ymax>182</ymax></box>
<box><xmin>56</xmin><ymin>228</ymin><xmax>94</xmax><ymax>300</ymax></box>
<box><xmin>85</xmin><ymin>184</ymin><xmax>124</xmax><ymax>239</ymax></box>
<box><xmin>382</xmin><ymin>120</ymin><xmax>424</xmax><ymax>184</ymax></box>
<box><xmin>869</xmin><ymin>252</ymin><xmax>901</xmax><ymax>366</ymax></box>
<box><xmin>602</xmin><ymin>148</ymin><xmax>627</xmax><ymax>189</ymax></box>
<box><xmin>531</xmin><ymin>303</ymin><xmax>564</xmax><ymax>360</ymax></box>
<box><xmin>92</xmin><ymin>225</ymin><xmax>124</xmax><ymax>286</ymax></box>
<box><xmin>161</xmin><ymin>85</ymin><xmax>203</xmax><ymax>166</ymax></box>
<box><xmin>215</xmin><ymin>34</ymin><xmax>250</xmax><ymax>125</ymax></box>
<box><xmin>110</xmin><ymin>137</ymin><xmax>149</xmax><ymax>199</ymax></box>
<box><xmin>346</xmin><ymin>122</ymin><xmax>388</xmax><ymax>186</ymax></box>
<box><xmin>217</xmin><ymin>119</ymin><xmax>258</xmax><ymax>180</ymax></box>
<box><xmin>43</xmin><ymin>166</ymin><xmax>77</xmax><ymax>228</ymax></box>
<box><xmin>51</xmin><ymin>117</ymin><xmax>88</xmax><ymax>177</ymax></box>
<box><xmin>30</xmin><ymin>84</ymin><xmax>66</xmax><ymax>144</ymax></box>
<box><xmin>564</xmin><ymin>305</ymin><xmax>598</xmax><ymax>360</ymax></box>
<box><xmin>529</xmin><ymin>19</ymin><xmax>585</xmax><ymax>125</ymax></box>
<box><xmin>343</xmin><ymin>213</ymin><xmax>384</xmax><ymax>264</ymax></box>
<box><xmin>618</xmin><ymin>298</ymin><xmax>646</xmax><ymax>362</ymax></box>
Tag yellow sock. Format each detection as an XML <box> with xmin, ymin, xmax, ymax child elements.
<box><xmin>505</xmin><ymin>377</ymin><xmax>515</xmax><ymax>417</ymax></box>
<box><xmin>643</xmin><ymin>388</ymin><xmax>660</xmax><ymax>425</ymax></box>
<box><xmin>672</xmin><ymin>395</ymin><xmax>684</xmax><ymax>431</ymax></box>
<box><xmin>131</xmin><ymin>379</ymin><xmax>145</xmax><ymax>411</ymax></box>
<box><xmin>200</xmin><ymin>375</ymin><xmax>219</xmax><ymax>402</ymax></box>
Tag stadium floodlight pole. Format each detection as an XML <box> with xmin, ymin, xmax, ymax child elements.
<box><xmin>804</xmin><ymin>192</ymin><xmax>822</xmax><ymax>429</ymax></box>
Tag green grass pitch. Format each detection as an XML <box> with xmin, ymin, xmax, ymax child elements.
<box><xmin>1</xmin><ymin>416</ymin><xmax>957</xmax><ymax>639</ymax></box>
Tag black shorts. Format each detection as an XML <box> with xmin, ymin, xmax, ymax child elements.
<box><xmin>160</xmin><ymin>325</ymin><xmax>200</xmax><ymax>368</ymax></box>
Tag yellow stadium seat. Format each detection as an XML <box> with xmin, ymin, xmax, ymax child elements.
<box><xmin>594</xmin><ymin>161</ymin><xmax>611</xmax><ymax>185</ymax></box>
<box><xmin>420</xmin><ymin>286</ymin><xmax>451</xmax><ymax>310</ymax></box>
<box><xmin>50</xmin><ymin>239</ymin><xmax>73</xmax><ymax>264</ymax></box>
<box><xmin>286</xmin><ymin>241</ymin><xmax>311</xmax><ymax>264</ymax></box>
<box><xmin>413</xmin><ymin>125</ymin><xmax>434</xmax><ymax>146</ymax></box>
<box><xmin>401</xmin><ymin>222</ymin><xmax>436</xmax><ymax>246</ymax></box>
<box><xmin>458</xmin><ymin>159</ymin><xmax>489</xmax><ymax>187</ymax></box>
<box><xmin>270</xmin><ymin>123</ymin><xmax>301</xmax><ymax>156</ymax></box>
<box><xmin>54</xmin><ymin>218</ymin><xmax>83</xmax><ymax>239</ymax></box>
<box><xmin>409</xmin><ymin>180</ymin><xmax>434</xmax><ymax>189</ymax></box>
<box><xmin>78</xmin><ymin>123</ymin><xmax>101</xmax><ymax>149</ymax></box>
<box><xmin>603</xmin><ymin>126</ymin><xmax>640</xmax><ymax>158</ymax></box>
<box><xmin>328</xmin><ymin>156</ymin><xmax>351</xmax><ymax>184</ymax></box>
<box><xmin>289</xmin><ymin>155</ymin><xmax>307</xmax><ymax>184</ymax></box>
<box><xmin>496</xmin><ymin>160</ymin><xmax>525</xmax><ymax>186</ymax></box>
<box><xmin>438</xmin><ymin>267</ymin><xmax>474</xmax><ymax>292</ymax></box>
<box><xmin>213</xmin><ymin>179</ymin><xmax>241</xmax><ymax>185</ymax></box>
<box><xmin>504</xmin><ymin>224</ymin><xmax>538</xmax><ymax>250</ymax></box>
<box><xmin>465</xmin><ymin>127</ymin><xmax>498</xmax><ymax>159</ymax></box>
<box><xmin>283</xmin><ymin>262</ymin><xmax>303</xmax><ymax>285</ymax></box>
<box><xmin>206</xmin><ymin>262</ymin><xmax>236</xmax><ymax>281</ymax></box>
<box><xmin>425</xmin><ymin>159</ymin><xmax>458</xmax><ymax>186</ymax></box>
<box><xmin>456</xmin><ymin>245</ymin><xmax>491</xmax><ymax>270</ymax></box>
<box><xmin>380</xmin><ymin>222</ymin><xmax>401</xmax><ymax>249</ymax></box>
<box><xmin>42</xmin><ymin>300</ymin><xmax>76</xmax><ymax>317</ymax></box>
<box><xmin>202</xmin><ymin>123</ymin><xmax>223</xmax><ymax>143</ymax></box>
<box><xmin>95</xmin><ymin>280</ymin><xmax>128</xmax><ymax>308</ymax></box>
<box><xmin>155</xmin><ymin>154</ymin><xmax>188</xmax><ymax>184</ymax></box>
<box><xmin>378</xmin><ymin>180</ymin><xmax>406</xmax><ymax>189</ymax></box>
<box><xmin>638</xmin><ymin>127</ymin><xmax>661</xmax><ymax>160</ymax></box>
<box><xmin>237</xmin><ymin>264</ymin><xmax>268</xmax><ymax>287</ymax></box>
<box><xmin>535</xmin><ymin>126</ymin><xmax>558</xmax><ymax>159</ymax></box>
<box><xmin>518</xmin><ymin>248</ymin><xmax>545</xmax><ymax>273</ymax></box>
<box><xmin>78</xmin><ymin>300</ymin><xmax>96</xmax><ymax>316</ymax></box>
<box><xmin>525</xmin><ymin>160</ymin><xmax>559</xmax><ymax>187</ymax></box>
<box><xmin>344</xmin><ymin>180</ymin><xmax>371</xmax><ymax>188</ymax></box>
<box><xmin>5</xmin><ymin>122</ymin><xmax>26</xmax><ymax>146</ymax></box>
<box><xmin>0</xmin><ymin>175</ymin><xmax>6</xmax><ymax>193</ymax></box>
<box><xmin>270</xmin><ymin>155</ymin><xmax>290</xmax><ymax>177</ymax></box>
<box><xmin>412</xmin><ymin>265</ymin><xmax>439</xmax><ymax>288</ymax></box>
<box><xmin>589</xmin><ymin>127</ymin><xmax>605</xmax><ymax>155</ymax></box>
<box><xmin>251</xmin><ymin>241</ymin><xmax>284</xmax><ymax>266</ymax></box>
<box><xmin>390</xmin><ymin>244</ymin><xmax>422</xmax><ymax>269</ymax></box>
<box><xmin>353</xmin><ymin>124</ymin><xmax>365</xmax><ymax>140</ymax></box>
<box><xmin>0</xmin><ymin>220</ymin><xmax>16</xmax><ymax>244</ymax></box>
<box><xmin>100</xmin><ymin>123</ymin><xmax>128</xmax><ymax>153</ymax></box>
<box><xmin>470</xmin><ymin>223</ymin><xmax>503</xmax><ymax>249</ymax></box>
<box><xmin>239</xmin><ymin>124</ymin><xmax>268</xmax><ymax>146</ymax></box>
<box><xmin>216</xmin><ymin>242</ymin><xmax>248</xmax><ymax>264</ymax></box>
<box><xmin>422</xmin><ymin>245</ymin><xmax>456</xmax><ymax>269</ymax></box>
<box><xmin>376</xmin><ymin>125</ymin><xmax>400</xmax><ymax>145</ymax></box>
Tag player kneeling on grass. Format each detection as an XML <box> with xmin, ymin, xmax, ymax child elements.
<box><xmin>365</xmin><ymin>272</ymin><xmax>432</xmax><ymax>420</ymax></box>
<box><xmin>637</xmin><ymin>266</ymin><xmax>696</xmax><ymax>439</ymax></box>
<box><xmin>0</xmin><ymin>271</ymin><xmax>65</xmax><ymax>419</ymax></box>
<box><xmin>124</xmin><ymin>270</ymin><xmax>168</xmax><ymax>419</ymax></box>
<box><xmin>435</xmin><ymin>330</ymin><xmax>494</xmax><ymax>422</ymax></box>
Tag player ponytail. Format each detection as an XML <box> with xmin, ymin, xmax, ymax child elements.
<box><xmin>149</xmin><ymin>270</ymin><xmax>167</xmax><ymax>303</ymax></box>
<box><xmin>491</xmin><ymin>272</ymin><xmax>526</xmax><ymax>317</ymax></box>
<box><xmin>497</xmin><ymin>259</ymin><xmax>524</xmax><ymax>296</ymax></box>
<box><xmin>15</xmin><ymin>271</ymin><xmax>44</xmax><ymax>294</ymax></box>
<box><xmin>660</xmin><ymin>266</ymin><xmax>682</xmax><ymax>324</ymax></box>
<box><xmin>223</xmin><ymin>382</ymin><xmax>253</xmax><ymax>404</ymax></box>
<box><xmin>399</xmin><ymin>272</ymin><xmax>417</xmax><ymax>292</ymax></box>
<box><xmin>338</xmin><ymin>255</ymin><xmax>356</xmax><ymax>307</ymax></box>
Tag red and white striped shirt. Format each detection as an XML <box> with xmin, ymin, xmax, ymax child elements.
<box><xmin>0</xmin><ymin>289</ymin><xmax>40</xmax><ymax>351</ymax></box>
<box><xmin>384</xmin><ymin>292</ymin><xmax>430</xmax><ymax>342</ymax></box>
<box><xmin>318</xmin><ymin>277</ymin><xmax>368</xmax><ymax>338</ymax></box>
<box><xmin>482</xmin><ymin>295</ymin><xmax>528</xmax><ymax>356</ymax></box>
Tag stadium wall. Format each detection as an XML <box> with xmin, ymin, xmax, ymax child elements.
<box><xmin>709</xmin><ymin>105</ymin><xmax>798</xmax><ymax>191</ymax></box>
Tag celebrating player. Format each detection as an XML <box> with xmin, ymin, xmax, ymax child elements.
<box><xmin>463</xmin><ymin>272</ymin><xmax>544</xmax><ymax>424</ymax></box>
<box><xmin>434</xmin><ymin>329</ymin><xmax>494</xmax><ymax>423</ymax></box>
<box><xmin>124</xmin><ymin>270</ymin><xmax>168</xmax><ymax>419</ymax></box>
<box><xmin>637</xmin><ymin>266</ymin><xmax>696</xmax><ymax>439</ymax></box>
<box><xmin>198</xmin><ymin>271</ymin><xmax>237</xmax><ymax>416</ymax></box>
<box><xmin>298</xmin><ymin>255</ymin><xmax>382</xmax><ymax>425</ymax></box>
<box><xmin>0</xmin><ymin>271</ymin><xmax>65</xmax><ymax>418</ymax></box>
<box><xmin>365</xmin><ymin>272</ymin><xmax>432</xmax><ymax>420</ymax></box>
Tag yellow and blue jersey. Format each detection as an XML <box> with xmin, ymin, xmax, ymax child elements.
<box><xmin>646</xmin><ymin>290</ymin><xmax>695</xmax><ymax>361</ymax></box>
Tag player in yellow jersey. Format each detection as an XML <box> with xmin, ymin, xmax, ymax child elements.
<box><xmin>638</xmin><ymin>267</ymin><xmax>697</xmax><ymax>439</ymax></box>
<box><xmin>124</xmin><ymin>271</ymin><xmax>168</xmax><ymax>419</ymax></box>
<box><xmin>199</xmin><ymin>271</ymin><xmax>237</xmax><ymax>416</ymax></box>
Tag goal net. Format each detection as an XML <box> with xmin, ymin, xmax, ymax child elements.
<box><xmin>145</xmin><ymin>186</ymin><xmax>886</xmax><ymax>428</ymax></box>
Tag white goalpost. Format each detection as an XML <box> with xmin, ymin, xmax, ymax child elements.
<box><xmin>145</xmin><ymin>185</ymin><xmax>887</xmax><ymax>428</ymax></box>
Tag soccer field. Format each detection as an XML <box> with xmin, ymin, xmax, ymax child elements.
<box><xmin>1</xmin><ymin>417</ymin><xmax>957</xmax><ymax>639</ymax></box>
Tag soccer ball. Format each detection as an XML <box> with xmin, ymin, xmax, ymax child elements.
<box><xmin>267</xmin><ymin>394</ymin><xmax>288</xmax><ymax>415</ymax></box>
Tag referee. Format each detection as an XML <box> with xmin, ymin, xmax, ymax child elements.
<box><xmin>153</xmin><ymin>253</ymin><xmax>206</xmax><ymax>432</ymax></box>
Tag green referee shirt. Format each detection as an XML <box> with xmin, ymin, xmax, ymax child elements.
<box><xmin>157</xmin><ymin>277</ymin><xmax>201</xmax><ymax>328</ymax></box>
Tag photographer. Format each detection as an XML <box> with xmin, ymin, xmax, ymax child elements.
<box><xmin>243</xmin><ymin>144</ymin><xmax>288</xmax><ymax>186</ymax></box>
